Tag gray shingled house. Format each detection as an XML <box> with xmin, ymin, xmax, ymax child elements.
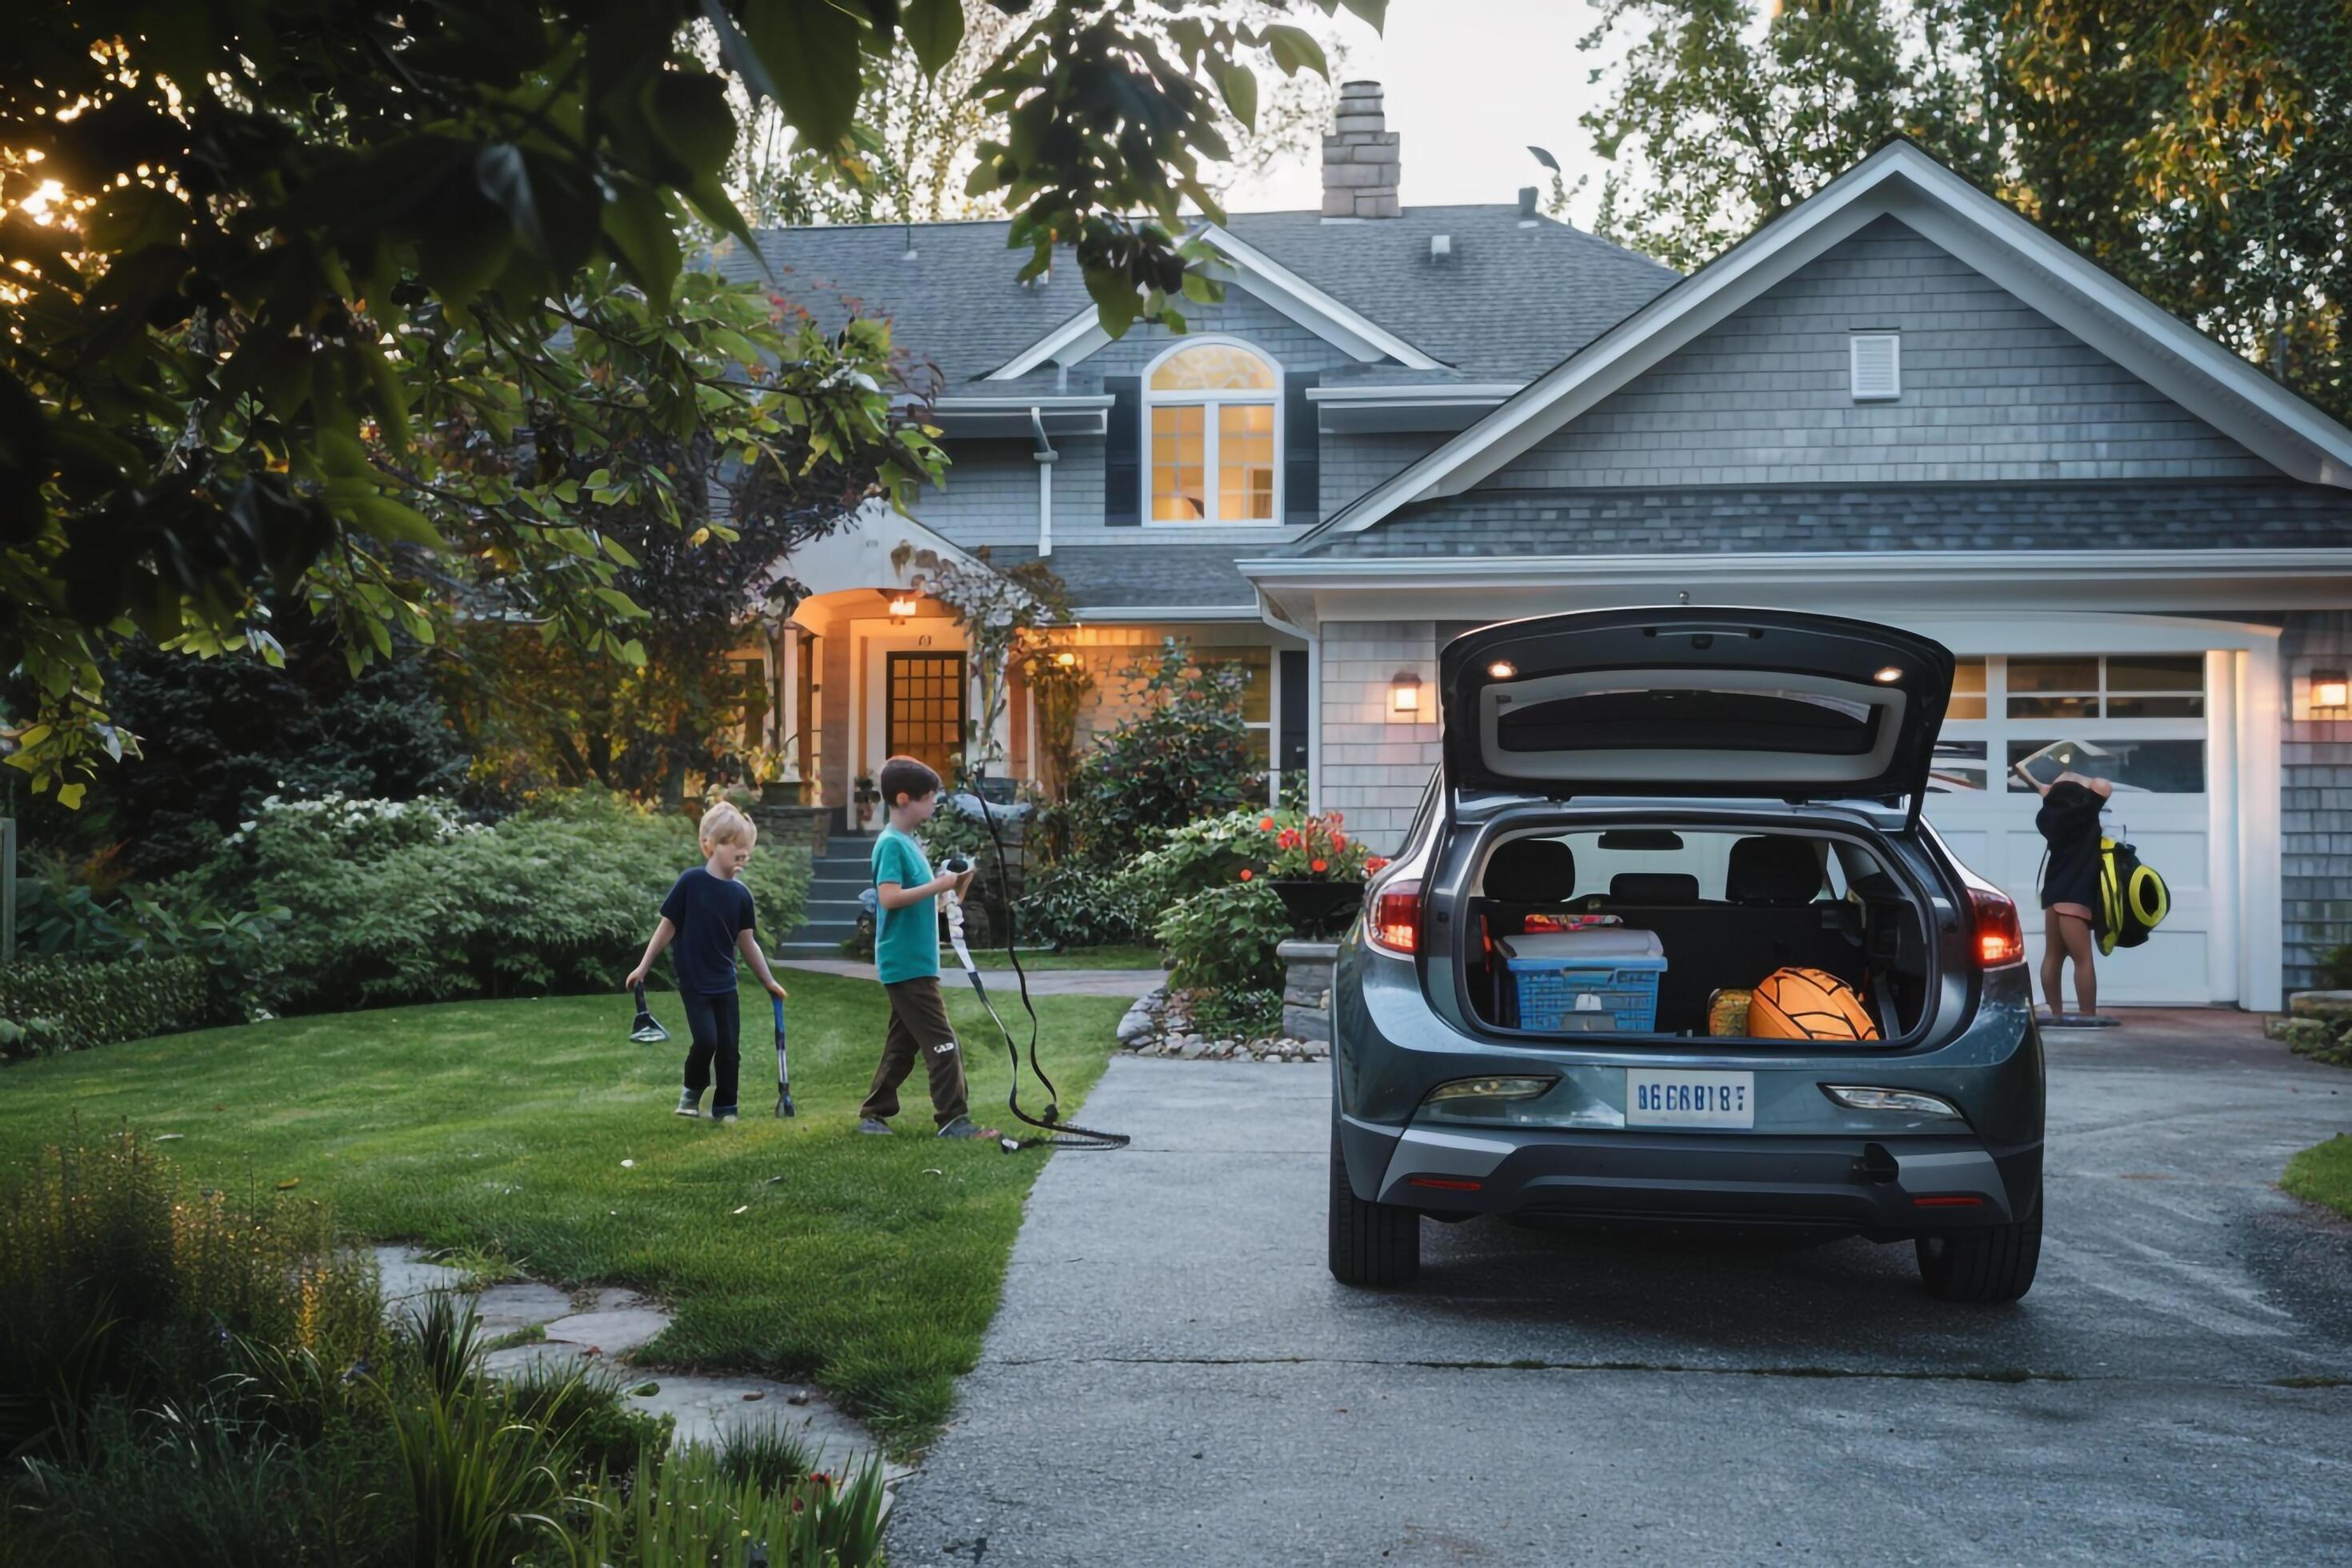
<box><xmin>719</xmin><ymin>84</ymin><xmax>2352</xmax><ymax>1010</ymax></box>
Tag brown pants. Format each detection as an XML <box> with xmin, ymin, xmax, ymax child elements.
<box><xmin>861</xmin><ymin>977</ymin><xmax>970</xmax><ymax>1126</ymax></box>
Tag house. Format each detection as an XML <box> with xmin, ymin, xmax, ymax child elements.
<box><xmin>720</xmin><ymin>82</ymin><xmax>2352</xmax><ymax>1010</ymax></box>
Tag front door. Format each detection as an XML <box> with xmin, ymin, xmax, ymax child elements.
<box><xmin>886</xmin><ymin>650</ymin><xmax>966</xmax><ymax>785</ymax></box>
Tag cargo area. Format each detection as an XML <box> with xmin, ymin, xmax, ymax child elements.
<box><xmin>1460</xmin><ymin>826</ymin><xmax>1936</xmax><ymax>1042</ymax></box>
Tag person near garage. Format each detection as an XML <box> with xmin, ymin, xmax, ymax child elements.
<box><xmin>2014</xmin><ymin>759</ymin><xmax>2114</xmax><ymax>1021</ymax></box>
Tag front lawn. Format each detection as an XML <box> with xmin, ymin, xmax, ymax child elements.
<box><xmin>0</xmin><ymin>972</ymin><xmax>1122</xmax><ymax>1454</ymax></box>
<box><xmin>2284</xmin><ymin>1133</ymin><xmax>2352</xmax><ymax>1221</ymax></box>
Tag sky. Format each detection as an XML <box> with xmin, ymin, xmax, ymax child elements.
<box><xmin>1219</xmin><ymin>0</ymin><xmax>1625</xmax><ymax>224</ymax></box>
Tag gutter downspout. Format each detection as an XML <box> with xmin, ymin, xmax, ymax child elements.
<box><xmin>1030</xmin><ymin>406</ymin><xmax>1057</xmax><ymax>558</ymax></box>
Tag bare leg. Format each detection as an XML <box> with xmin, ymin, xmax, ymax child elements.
<box><xmin>2040</xmin><ymin>909</ymin><xmax>2069</xmax><ymax>1015</ymax></box>
<box><xmin>2057</xmin><ymin>912</ymin><xmax>2098</xmax><ymax>1017</ymax></box>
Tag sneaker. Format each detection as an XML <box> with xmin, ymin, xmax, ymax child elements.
<box><xmin>855</xmin><ymin>1118</ymin><xmax>894</xmax><ymax>1136</ymax></box>
<box><xmin>675</xmin><ymin>1093</ymin><xmax>703</xmax><ymax>1118</ymax></box>
<box><xmin>711</xmin><ymin>1107</ymin><xmax>739</xmax><ymax>1123</ymax></box>
<box><xmin>935</xmin><ymin>1116</ymin><xmax>1002</xmax><ymax>1141</ymax></box>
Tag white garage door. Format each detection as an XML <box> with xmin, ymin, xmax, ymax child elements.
<box><xmin>1921</xmin><ymin>654</ymin><xmax>2218</xmax><ymax>1006</ymax></box>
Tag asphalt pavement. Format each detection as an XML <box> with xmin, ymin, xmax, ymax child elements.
<box><xmin>886</xmin><ymin>1010</ymin><xmax>2352</xmax><ymax>1565</ymax></box>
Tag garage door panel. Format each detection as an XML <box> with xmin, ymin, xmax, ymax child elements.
<box><xmin>2021</xmin><ymin>927</ymin><xmax>2211</xmax><ymax>1006</ymax></box>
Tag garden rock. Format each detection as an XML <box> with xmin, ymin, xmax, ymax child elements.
<box><xmin>2289</xmin><ymin>990</ymin><xmax>2352</xmax><ymax>1022</ymax></box>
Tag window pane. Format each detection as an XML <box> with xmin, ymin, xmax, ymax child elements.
<box><xmin>1150</xmin><ymin>342</ymin><xmax>1276</xmax><ymax>391</ymax></box>
<box><xmin>2007</xmin><ymin>658</ymin><xmax>2098</xmax><ymax>694</ymax></box>
<box><xmin>1150</xmin><ymin>405</ymin><xmax>1205</xmax><ymax>521</ymax></box>
<box><xmin>2009</xmin><ymin>694</ymin><xmax>2099</xmax><ymax>719</ymax></box>
<box><xmin>1929</xmin><ymin>738</ymin><xmax>1988</xmax><ymax>793</ymax></box>
<box><xmin>2106</xmin><ymin>695</ymin><xmax>2202</xmax><ymax>718</ymax></box>
<box><xmin>1947</xmin><ymin>658</ymin><xmax>1987</xmax><ymax>720</ymax></box>
<box><xmin>1218</xmin><ymin>403</ymin><xmax>1276</xmax><ymax>522</ymax></box>
<box><xmin>2108</xmin><ymin>655</ymin><xmax>2202</xmax><ymax>691</ymax></box>
<box><xmin>2006</xmin><ymin>738</ymin><xmax>2205</xmax><ymax>794</ymax></box>
<box><xmin>1196</xmin><ymin>646</ymin><xmax>1271</xmax><ymax>723</ymax></box>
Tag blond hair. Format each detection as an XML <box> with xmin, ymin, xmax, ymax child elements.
<box><xmin>698</xmin><ymin>801</ymin><xmax>757</xmax><ymax>848</ymax></box>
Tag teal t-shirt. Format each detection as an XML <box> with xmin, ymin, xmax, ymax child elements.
<box><xmin>870</xmin><ymin>826</ymin><xmax>940</xmax><ymax>984</ymax></box>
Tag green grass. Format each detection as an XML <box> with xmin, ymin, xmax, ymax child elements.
<box><xmin>0</xmin><ymin>973</ymin><xmax>1123</xmax><ymax>1456</ymax></box>
<box><xmin>2283</xmin><ymin>1133</ymin><xmax>2352</xmax><ymax>1221</ymax></box>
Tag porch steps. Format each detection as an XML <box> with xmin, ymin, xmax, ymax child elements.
<box><xmin>779</xmin><ymin>835</ymin><xmax>876</xmax><ymax>957</ymax></box>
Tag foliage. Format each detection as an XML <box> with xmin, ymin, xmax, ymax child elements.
<box><xmin>0</xmin><ymin>0</ymin><xmax>1385</xmax><ymax>803</ymax></box>
<box><xmin>0</xmin><ymin>954</ymin><xmax>231</xmax><ymax>1060</ymax></box>
<box><xmin>1581</xmin><ymin>0</ymin><xmax>2350</xmax><ymax>419</ymax></box>
<box><xmin>1154</xmin><ymin>878</ymin><xmax>1291</xmax><ymax>1002</ymax></box>
<box><xmin>903</xmin><ymin>542</ymin><xmax>1072</xmax><ymax>782</ymax></box>
<box><xmin>1248</xmin><ymin>809</ymin><xmax>1383</xmax><ymax>882</ymax></box>
<box><xmin>0</xmin><ymin>973</ymin><xmax>1128</xmax><ymax>1454</ymax></box>
<box><xmin>2277</xmin><ymin>1014</ymin><xmax>2352</xmax><ymax>1070</ymax></box>
<box><xmin>1061</xmin><ymin>642</ymin><xmax>1266</xmax><ymax>865</ymax></box>
<box><xmin>1186</xmin><ymin>984</ymin><xmax>1285</xmax><ymax>1041</ymax></box>
<box><xmin>1022</xmin><ymin>643</ymin><xmax>1096</xmax><ymax>803</ymax></box>
<box><xmin>1019</xmin><ymin>862</ymin><xmax>1150</xmax><ymax>953</ymax></box>
<box><xmin>226</xmin><ymin>787</ymin><xmax>808</xmax><ymax>1015</ymax></box>
<box><xmin>573</xmin><ymin>1444</ymin><xmax>886</xmax><ymax>1568</ymax></box>
<box><xmin>2316</xmin><ymin>942</ymin><xmax>2352</xmax><ymax>990</ymax></box>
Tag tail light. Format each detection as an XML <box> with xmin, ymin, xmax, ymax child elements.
<box><xmin>1365</xmin><ymin>878</ymin><xmax>1422</xmax><ymax>956</ymax></box>
<box><xmin>1968</xmin><ymin>886</ymin><xmax>2025</xmax><ymax>968</ymax></box>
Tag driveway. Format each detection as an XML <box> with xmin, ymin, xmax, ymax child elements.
<box><xmin>886</xmin><ymin>1010</ymin><xmax>2352</xmax><ymax>1565</ymax></box>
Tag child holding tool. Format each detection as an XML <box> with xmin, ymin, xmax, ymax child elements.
<box><xmin>625</xmin><ymin>801</ymin><xmax>790</xmax><ymax>1122</ymax></box>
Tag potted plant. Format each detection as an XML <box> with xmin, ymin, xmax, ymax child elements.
<box><xmin>1241</xmin><ymin>810</ymin><xmax>1390</xmax><ymax>938</ymax></box>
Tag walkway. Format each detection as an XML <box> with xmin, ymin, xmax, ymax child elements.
<box><xmin>885</xmin><ymin>1010</ymin><xmax>2352</xmax><ymax>1565</ymax></box>
<box><xmin>779</xmin><ymin>958</ymin><xmax>1166</xmax><ymax>999</ymax></box>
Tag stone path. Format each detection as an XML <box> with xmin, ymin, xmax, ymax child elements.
<box><xmin>375</xmin><ymin>1246</ymin><xmax>894</xmax><ymax>1478</ymax></box>
<box><xmin>884</xmin><ymin>1009</ymin><xmax>2352</xmax><ymax>1565</ymax></box>
<box><xmin>779</xmin><ymin>958</ymin><xmax>1166</xmax><ymax>998</ymax></box>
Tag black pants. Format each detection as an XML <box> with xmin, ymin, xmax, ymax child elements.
<box><xmin>680</xmin><ymin>989</ymin><xmax>740</xmax><ymax>1113</ymax></box>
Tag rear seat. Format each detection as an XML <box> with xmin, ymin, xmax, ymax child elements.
<box><xmin>1478</xmin><ymin>840</ymin><xmax>1578</xmax><ymax>1023</ymax></box>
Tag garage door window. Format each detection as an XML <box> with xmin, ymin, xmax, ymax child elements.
<box><xmin>2006</xmin><ymin>656</ymin><xmax>2203</xmax><ymax>719</ymax></box>
<box><xmin>1933</xmin><ymin>654</ymin><xmax>2208</xmax><ymax>795</ymax></box>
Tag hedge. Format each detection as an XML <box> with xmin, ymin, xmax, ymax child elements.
<box><xmin>0</xmin><ymin>954</ymin><xmax>230</xmax><ymax>1061</ymax></box>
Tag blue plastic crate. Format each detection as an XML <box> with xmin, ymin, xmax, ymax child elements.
<box><xmin>1498</xmin><ymin>931</ymin><xmax>1668</xmax><ymax>1033</ymax></box>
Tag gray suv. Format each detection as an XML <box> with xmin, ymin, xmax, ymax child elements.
<box><xmin>1329</xmin><ymin>608</ymin><xmax>2044</xmax><ymax>1302</ymax></box>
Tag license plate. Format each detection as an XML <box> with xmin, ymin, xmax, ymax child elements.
<box><xmin>1626</xmin><ymin>1069</ymin><xmax>1756</xmax><ymax>1129</ymax></box>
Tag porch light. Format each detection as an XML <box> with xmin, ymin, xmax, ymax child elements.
<box><xmin>2313</xmin><ymin>670</ymin><xmax>2350</xmax><ymax>713</ymax></box>
<box><xmin>886</xmin><ymin>592</ymin><xmax>919</xmax><ymax>621</ymax></box>
<box><xmin>1390</xmin><ymin>672</ymin><xmax>1422</xmax><ymax>717</ymax></box>
<box><xmin>1054</xmin><ymin>650</ymin><xmax>1079</xmax><ymax>668</ymax></box>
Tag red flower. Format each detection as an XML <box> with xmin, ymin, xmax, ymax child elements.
<box><xmin>1259</xmin><ymin>817</ymin><xmax>1276</xmax><ymax>831</ymax></box>
<box><xmin>1310</xmin><ymin>858</ymin><xmax>1327</xmax><ymax>874</ymax></box>
<box><xmin>1238</xmin><ymin>868</ymin><xmax>1254</xmax><ymax>881</ymax></box>
<box><xmin>1327</xmin><ymin>811</ymin><xmax>1344</xmax><ymax>825</ymax></box>
<box><xmin>1331</xmin><ymin>833</ymin><xmax>1346</xmax><ymax>850</ymax></box>
<box><xmin>1366</xmin><ymin>856</ymin><xmax>1390</xmax><ymax>873</ymax></box>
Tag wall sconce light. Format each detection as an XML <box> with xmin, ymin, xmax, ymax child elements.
<box><xmin>886</xmin><ymin>592</ymin><xmax>919</xmax><ymax>622</ymax></box>
<box><xmin>2313</xmin><ymin>670</ymin><xmax>2350</xmax><ymax>714</ymax></box>
<box><xmin>1389</xmin><ymin>671</ymin><xmax>1423</xmax><ymax>720</ymax></box>
<box><xmin>1054</xmin><ymin>650</ymin><xmax>1080</xmax><ymax>669</ymax></box>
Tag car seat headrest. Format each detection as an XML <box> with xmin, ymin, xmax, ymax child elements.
<box><xmin>1726</xmin><ymin>836</ymin><xmax>1824</xmax><ymax>906</ymax></box>
<box><xmin>1609</xmin><ymin>872</ymin><xmax>1700</xmax><ymax>905</ymax></box>
<box><xmin>1483</xmin><ymin>839</ymin><xmax>1575</xmax><ymax>903</ymax></box>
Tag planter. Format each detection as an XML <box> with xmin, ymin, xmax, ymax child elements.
<box><xmin>1268</xmin><ymin>878</ymin><xmax>1363</xmax><ymax>938</ymax></box>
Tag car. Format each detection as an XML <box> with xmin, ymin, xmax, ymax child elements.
<box><xmin>1328</xmin><ymin>607</ymin><xmax>2045</xmax><ymax>1302</ymax></box>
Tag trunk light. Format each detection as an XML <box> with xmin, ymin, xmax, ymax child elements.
<box><xmin>1366</xmin><ymin>879</ymin><xmax>1422</xmax><ymax>956</ymax></box>
<box><xmin>1408</xmin><ymin>1175</ymin><xmax>1484</xmax><ymax>1191</ymax></box>
<box><xmin>1968</xmin><ymin>886</ymin><xmax>2025</xmax><ymax>967</ymax></box>
<box><xmin>1487</xmin><ymin>660</ymin><xmax>1516</xmax><ymax>680</ymax></box>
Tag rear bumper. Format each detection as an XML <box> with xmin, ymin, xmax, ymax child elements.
<box><xmin>1355</xmin><ymin>1121</ymin><xmax>2040</xmax><ymax>1239</ymax></box>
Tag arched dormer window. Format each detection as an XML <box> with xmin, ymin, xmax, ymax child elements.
<box><xmin>1145</xmin><ymin>339</ymin><xmax>1280</xmax><ymax>523</ymax></box>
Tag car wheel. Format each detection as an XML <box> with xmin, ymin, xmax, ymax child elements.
<box><xmin>1914</xmin><ymin>1186</ymin><xmax>2042</xmax><ymax>1303</ymax></box>
<box><xmin>1329</xmin><ymin>1125</ymin><xmax>1420</xmax><ymax>1286</ymax></box>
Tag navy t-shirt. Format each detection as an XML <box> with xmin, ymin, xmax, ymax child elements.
<box><xmin>660</xmin><ymin>868</ymin><xmax>757</xmax><ymax>995</ymax></box>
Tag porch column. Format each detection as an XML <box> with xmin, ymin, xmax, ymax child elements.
<box><xmin>2206</xmin><ymin>650</ymin><xmax>2240</xmax><ymax>1005</ymax></box>
<box><xmin>2240</xmin><ymin>639</ymin><xmax>2286</xmax><ymax>1010</ymax></box>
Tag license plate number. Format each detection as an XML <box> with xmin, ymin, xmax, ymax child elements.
<box><xmin>1626</xmin><ymin>1069</ymin><xmax>1755</xmax><ymax>1129</ymax></box>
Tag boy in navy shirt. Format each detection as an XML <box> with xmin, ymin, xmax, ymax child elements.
<box><xmin>626</xmin><ymin>801</ymin><xmax>789</xmax><ymax>1122</ymax></box>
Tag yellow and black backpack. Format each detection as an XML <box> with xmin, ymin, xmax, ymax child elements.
<box><xmin>2094</xmin><ymin>837</ymin><xmax>2170</xmax><ymax>958</ymax></box>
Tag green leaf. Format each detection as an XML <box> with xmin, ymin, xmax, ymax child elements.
<box><xmin>740</xmin><ymin>0</ymin><xmax>866</xmax><ymax>150</ymax></box>
<box><xmin>644</xmin><ymin>71</ymin><xmax>738</xmax><ymax>178</ymax></box>
<box><xmin>1217</xmin><ymin>62</ymin><xmax>1258</xmax><ymax>130</ymax></box>
<box><xmin>1262</xmin><ymin>25</ymin><xmax>1328</xmax><ymax>78</ymax></box>
<box><xmin>902</xmin><ymin>0</ymin><xmax>965</xmax><ymax>75</ymax></box>
<box><xmin>55</xmin><ymin>783</ymin><xmax>85</xmax><ymax>810</ymax></box>
<box><xmin>601</xmin><ymin>185</ymin><xmax>682</xmax><ymax>310</ymax></box>
<box><xmin>345</xmin><ymin>497</ymin><xmax>443</xmax><ymax>551</ymax></box>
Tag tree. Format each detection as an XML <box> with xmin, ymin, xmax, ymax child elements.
<box><xmin>1579</xmin><ymin>0</ymin><xmax>2348</xmax><ymax>418</ymax></box>
<box><xmin>894</xmin><ymin>542</ymin><xmax>1070</xmax><ymax>782</ymax></box>
<box><xmin>0</xmin><ymin>0</ymin><xmax>1388</xmax><ymax>804</ymax></box>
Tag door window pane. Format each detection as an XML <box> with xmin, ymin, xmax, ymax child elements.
<box><xmin>1947</xmin><ymin>658</ymin><xmax>1986</xmax><ymax>720</ymax></box>
<box><xmin>1929</xmin><ymin>738</ymin><xmax>1989</xmax><ymax>793</ymax></box>
<box><xmin>2007</xmin><ymin>657</ymin><xmax>2098</xmax><ymax>718</ymax></box>
<box><xmin>2107</xmin><ymin>654</ymin><xmax>2203</xmax><ymax>718</ymax></box>
<box><xmin>2006</xmin><ymin>738</ymin><xmax>2204</xmax><ymax>794</ymax></box>
<box><xmin>1150</xmin><ymin>405</ymin><xmax>1206</xmax><ymax>521</ymax></box>
<box><xmin>1218</xmin><ymin>403</ymin><xmax>1276</xmax><ymax>521</ymax></box>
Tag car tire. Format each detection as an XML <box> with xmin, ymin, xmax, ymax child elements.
<box><xmin>1914</xmin><ymin>1186</ymin><xmax>2042</xmax><ymax>1303</ymax></box>
<box><xmin>1329</xmin><ymin>1126</ymin><xmax>1420</xmax><ymax>1286</ymax></box>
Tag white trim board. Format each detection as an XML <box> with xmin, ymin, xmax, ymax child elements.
<box><xmin>1309</xmin><ymin>140</ymin><xmax>2352</xmax><ymax>541</ymax></box>
<box><xmin>983</xmin><ymin>224</ymin><xmax>1445</xmax><ymax>381</ymax></box>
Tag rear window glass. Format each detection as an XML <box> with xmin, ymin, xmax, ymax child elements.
<box><xmin>1484</xmin><ymin>830</ymin><xmax>1836</xmax><ymax>905</ymax></box>
<box><xmin>1496</xmin><ymin>689</ymin><xmax>1884</xmax><ymax>757</ymax></box>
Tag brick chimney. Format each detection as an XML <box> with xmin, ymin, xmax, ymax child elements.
<box><xmin>1322</xmin><ymin>79</ymin><xmax>1400</xmax><ymax>220</ymax></box>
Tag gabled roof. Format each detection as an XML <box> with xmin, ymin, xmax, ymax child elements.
<box><xmin>709</xmin><ymin>205</ymin><xmax>1678</xmax><ymax>389</ymax></box>
<box><xmin>1301</xmin><ymin>139</ymin><xmax>2352</xmax><ymax>544</ymax></box>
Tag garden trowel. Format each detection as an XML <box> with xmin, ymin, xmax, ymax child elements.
<box><xmin>628</xmin><ymin>983</ymin><xmax>671</xmax><ymax>1045</ymax></box>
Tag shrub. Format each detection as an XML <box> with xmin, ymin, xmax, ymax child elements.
<box><xmin>1154</xmin><ymin>879</ymin><xmax>1291</xmax><ymax>1001</ymax></box>
<box><xmin>2317</xmin><ymin>942</ymin><xmax>2352</xmax><ymax>990</ymax></box>
<box><xmin>1061</xmin><ymin>642</ymin><xmax>1264</xmax><ymax>863</ymax></box>
<box><xmin>238</xmin><ymin>789</ymin><xmax>808</xmax><ymax>1014</ymax></box>
<box><xmin>1021</xmin><ymin>862</ymin><xmax>1150</xmax><ymax>950</ymax></box>
<box><xmin>0</xmin><ymin>954</ymin><xmax>231</xmax><ymax>1060</ymax></box>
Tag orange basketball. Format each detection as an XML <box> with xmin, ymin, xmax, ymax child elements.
<box><xmin>1747</xmin><ymin>967</ymin><xmax>1880</xmax><ymax>1042</ymax></box>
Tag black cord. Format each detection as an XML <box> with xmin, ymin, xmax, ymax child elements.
<box><xmin>967</xmin><ymin>773</ymin><xmax>1126</xmax><ymax>1152</ymax></box>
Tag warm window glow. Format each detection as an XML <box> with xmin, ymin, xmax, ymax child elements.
<box><xmin>1146</xmin><ymin>342</ymin><xmax>1278</xmax><ymax>524</ymax></box>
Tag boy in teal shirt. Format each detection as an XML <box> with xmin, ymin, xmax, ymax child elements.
<box><xmin>858</xmin><ymin>756</ymin><xmax>998</xmax><ymax>1139</ymax></box>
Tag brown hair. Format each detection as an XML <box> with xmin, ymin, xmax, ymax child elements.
<box><xmin>878</xmin><ymin>754</ymin><xmax>942</xmax><ymax>807</ymax></box>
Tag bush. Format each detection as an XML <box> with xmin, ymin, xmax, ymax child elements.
<box><xmin>0</xmin><ymin>954</ymin><xmax>232</xmax><ymax>1060</ymax></box>
<box><xmin>1060</xmin><ymin>642</ymin><xmax>1265</xmax><ymax>863</ymax></box>
<box><xmin>1154</xmin><ymin>879</ymin><xmax>1291</xmax><ymax>1001</ymax></box>
<box><xmin>237</xmin><ymin>789</ymin><xmax>810</xmax><ymax>1015</ymax></box>
<box><xmin>2317</xmin><ymin>942</ymin><xmax>2352</xmax><ymax>990</ymax></box>
<box><xmin>1020</xmin><ymin>862</ymin><xmax>1150</xmax><ymax>950</ymax></box>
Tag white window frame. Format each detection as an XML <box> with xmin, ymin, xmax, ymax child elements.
<box><xmin>1141</xmin><ymin>336</ymin><xmax>1283</xmax><ymax>526</ymax></box>
<box><xmin>1932</xmin><ymin>655</ymin><xmax>2210</xmax><ymax>798</ymax></box>
<box><xmin>1850</xmin><ymin>332</ymin><xmax>1901</xmax><ymax>401</ymax></box>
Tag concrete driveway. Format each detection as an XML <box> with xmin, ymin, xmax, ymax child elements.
<box><xmin>886</xmin><ymin>1011</ymin><xmax>2351</xmax><ymax>1565</ymax></box>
